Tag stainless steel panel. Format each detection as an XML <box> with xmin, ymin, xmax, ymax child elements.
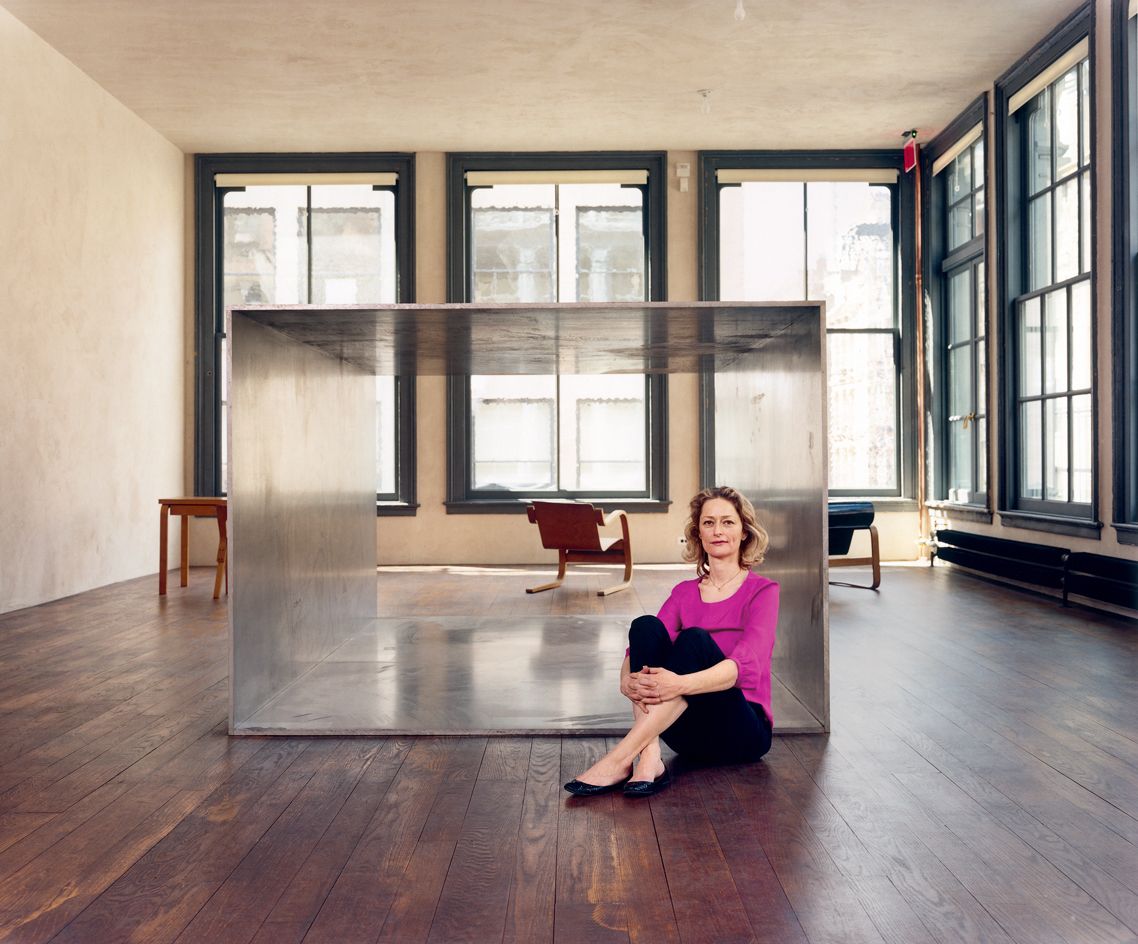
<box><xmin>233</xmin><ymin>301</ymin><xmax>816</xmax><ymax>376</ymax></box>
<box><xmin>227</xmin><ymin>312</ymin><xmax>376</xmax><ymax>730</ymax></box>
<box><xmin>226</xmin><ymin>302</ymin><xmax>828</xmax><ymax>735</ymax></box>
<box><xmin>714</xmin><ymin>305</ymin><xmax>828</xmax><ymax>731</ymax></box>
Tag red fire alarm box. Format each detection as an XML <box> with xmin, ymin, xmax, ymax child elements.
<box><xmin>903</xmin><ymin>137</ymin><xmax>919</xmax><ymax>172</ymax></box>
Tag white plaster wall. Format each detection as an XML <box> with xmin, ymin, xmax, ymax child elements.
<box><xmin>0</xmin><ymin>7</ymin><xmax>185</xmax><ymax>613</ymax></box>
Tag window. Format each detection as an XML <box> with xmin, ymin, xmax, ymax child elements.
<box><xmin>926</xmin><ymin>99</ymin><xmax>989</xmax><ymax>510</ymax></box>
<box><xmin>700</xmin><ymin>154</ymin><xmax>915</xmax><ymax>498</ymax></box>
<box><xmin>997</xmin><ymin>12</ymin><xmax>1095</xmax><ymax>530</ymax></box>
<box><xmin>1113</xmin><ymin>0</ymin><xmax>1138</xmax><ymax>542</ymax></box>
<box><xmin>194</xmin><ymin>155</ymin><xmax>416</xmax><ymax>514</ymax></box>
<box><xmin>445</xmin><ymin>154</ymin><xmax>668</xmax><ymax>510</ymax></box>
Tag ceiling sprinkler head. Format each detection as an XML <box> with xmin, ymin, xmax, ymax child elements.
<box><xmin>699</xmin><ymin>89</ymin><xmax>713</xmax><ymax>114</ymax></box>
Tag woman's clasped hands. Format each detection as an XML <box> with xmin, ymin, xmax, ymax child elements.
<box><xmin>622</xmin><ymin>666</ymin><xmax>688</xmax><ymax>713</ymax></box>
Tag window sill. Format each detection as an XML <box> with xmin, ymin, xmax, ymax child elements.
<box><xmin>376</xmin><ymin>502</ymin><xmax>419</xmax><ymax>518</ymax></box>
<box><xmin>834</xmin><ymin>497</ymin><xmax>919</xmax><ymax>512</ymax></box>
<box><xmin>1113</xmin><ymin>523</ymin><xmax>1138</xmax><ymax>546</ymax></box>
<box><xmin>925</xmin><ymin>501</ymin><xmax>993</xmax><ymax>524</ymax></box>
<box><xmin>445</xmin><ymin>498</ymin><xmax>672</xmax><ymax>515</ymax></box>
<box><xmin>997</xmin><ymin>510</ymin><xmax>1102</xmax><ymax>539</ymax></box>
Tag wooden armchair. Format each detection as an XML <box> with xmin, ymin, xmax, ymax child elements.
<box><xmin>525</xmin><ymin>501</ymin><xmax>633</xmax><ymax>596</ymax></box>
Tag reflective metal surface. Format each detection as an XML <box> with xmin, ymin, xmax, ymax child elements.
<box><xmin>714</xmin><ymin>305</ymin><xmax>828</xmax><ymax>731</ymax></box>
<box><xmin>238</xmin><ymin>616</ymin><xmax>820</xmax><ymax>735</ymax></box>
<box><xmin>227</xmin><ymin>313</ymin><xmax>376</xmax><ymax>730</ymax></box>
<box><xmin>227</xmin><ymin>302</ymin><xmax>828</xmax><ymax>735</ymax></box>
<box><xmin>235</xmin><ymin>301</ymin><xmax>816</xmax><ymax>376</ymax></box>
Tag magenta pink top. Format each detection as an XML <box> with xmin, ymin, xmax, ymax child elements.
<box><xmin>654</xmin><ymin>572</ymin><xmax>779</xmax><ymax>723</ymax></box>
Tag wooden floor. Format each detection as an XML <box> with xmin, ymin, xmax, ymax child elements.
<box><xmin>1</xmin><ymin>565</ymin><xmax>1137</xmax><ymax>943</ymax></box>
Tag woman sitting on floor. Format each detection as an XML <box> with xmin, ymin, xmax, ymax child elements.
<box><xmin>564</xmin><ymin>485</ymin><xmax>779</xmax><ymax>798</ymax></box>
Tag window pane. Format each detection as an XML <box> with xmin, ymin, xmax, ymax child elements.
<box><xmin>806</xmin><ymin>182</ymin><xmax>894</xmax><ymax>329</ymax></box>
<box><xmin>976</xmin><ymin>417</ymin><xmax>987</xmax><ymax>495</ymax></box>
<box><xmin>471</xmin><ymin>185</ymin><xmax>556</xmax><ymax>303</ymax></box>
<box><xmin>719</xmin><ymin>182</ymin><xmax>805</xmax><ymax>300</ymax></box>
<box><xmin>949</xmin><ymin>417</ymin><xmax>972</xmax><ymax>498</ymax></box>
<box><xmin>308</xmin><ymin>186</ymin><xmax>395</xmax><ymax>304</ymax></box>
<box><xmin>377</xmin><ymin>376</ymin><xmax>396</xmax><ymax>495</ymax></box>
<box><xmin>973</xmin><ymin>139</ymin><xmax>985</xmax><ymax>188</ymax></box>
<box><xmin>1079</xmin><ymin>58</ymin><xmax>1091</xmax><ymax>168</ymax></box>
<box><xmin>975</xmin><ymin>261</ymin><xmax>986</xmax><ymax>338</ymax></box>
<box><xmin>561</xmin><ymin>375</ymin><xmax>645</xmax><ymax>490</ymax></box>
<box><xmin>1044</xmin><ymin>396</ymin><xmax>1069</xmax><ymax>501</ymax></box>
<box><xmin>949</xmin><ymin>269</ymin><xmax>971</xmax><ymax>343</ymax></box>
<box><xmin>948</xmin><ymin>150</ymin><xmax>971</xmax><ymax>198</ymax></box>
<box><xmin>1028</xmin><ymin>195</ymin><xmax>1052</xmax><ymax>291</ymax></box>
<box><xmin>1021</xmin><ymin>400</ymin><xmax>1043</xmax><ymax>499</ymax></box>
<box><xmin>470</xmin><ymin>375</ymin><xmax>555</xmax><ymax>490</ymax></box>
<box><xmin>1080</xmin><ymin>171</ymin><xmax>1092</xmax><ymax>274</ymax></box>
<box><xmin>976</xmin><ymin>339</ymin><xmax>987</xmax><ymax>414</ymax></box>
<box><xmin>575</xmin><ymin>207</ymin><xmax>644</xmax><ymax>302</ymax></box>
<box><xmin>1043</xmin><ymin>288</ymin><xmax>1068</xmax><ymax>394</ymax></box>
<box><xmin>974</xmin><ymin>186</ymin><xmax>986</xmax><ymax>238</ymax></box>
<box><xmin>220</xmin><ymin>184</ymin><xmax>398</xmax><ymax>497</ymax></box>
<box><xmin>1053</xmin><ymin>68</ymin><xmax>1080</xmax><ymax>180</ymax></box>
<box><xmin>949</xmin><ymin>202</ymin><xmax>973</xmax><ymax>251</ymax></box>
<box><xmin>1028</xmin><ymin>91</ymin><xmax>1052</xmax><ymax>195</ymax></box>
<box><xmin>950</xmin><ymin>345</ymin><xmax>972</xmax><ymax>415</ymax></box>
<box><xmin>828</xmin><ymin>333</ymin><xmax>897</xmax><ymax>490</ymax></box>
<box><xmin>1020</xmin><ymin>296</ymin><xmax>1042</xmax><ymax>396</ymax></box>
<box><xmin>1072</xmin><ymin>393</ymin><xmax>1092</xmax><ymax>502</ymax></box>
<box><xmin>1054</xmin><ymin>178</ymin><xmax>1079</xmax><ymax>283</ymax></box>
<box><xmin>1070</xmin><ymin>279</ymin><xmax>1092</xmax><ymax>390</ymax></box>
<box><xmin>223</xmin><ymin>207</ymin><xmax>279</xmax><ymax>306</ymax></box>
<box><xmin>469</xmin><ymin>181</ymin><xmax>649</xmax><ymax>496</ymax></box>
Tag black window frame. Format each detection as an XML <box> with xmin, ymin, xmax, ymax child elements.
<box><xmin>698</xmin><ymin>150</ymin><xmax>918</xmax><ymax>504</ymax></box>
<box><xmin>994</xmin><ymin>4</ymin><xmax>1101</xmax><ymax>539</ymax></box>
<box><xmin>923</xmin><ymin>96</ymin><xmax>993</xmax><ymax>521</ymax></box>
<box><xmin>1113</xmin><ymin>0</ymin><xmax>1138</xmax><ymax>545</ymax></box>
<box><xmin>443</xmin><ymin>151</ymin><xmax>670</xmax><ymax>514</ymax></box>
<box><xmin>193</xmin><ymin>152</ymin><xmax>418</xmax><ymax>516</ymax></box>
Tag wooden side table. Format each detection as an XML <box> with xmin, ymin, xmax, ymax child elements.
<box><xmin>158</xmin><ymin>497</ymin><xmax>228</xmax><ymax>599</ymax></box>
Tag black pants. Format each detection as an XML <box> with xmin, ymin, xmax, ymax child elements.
<box><xmin>629</xmin><ymin>615</ymin><xmax>772</xmax><ymax>765</ymax></box>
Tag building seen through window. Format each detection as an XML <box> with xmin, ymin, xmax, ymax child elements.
<box><xmin>1011</xmin><ymin>53</ymin><xmax>1093</xmax><ymax>513</ymax></box>
<box><xmin>467</xmin><ymin>182</ymin><xmax>648</xmax><ymax>494</ymax></box>
<box><xmin>719</xmin><ymin>180</ymin><xmax>900</xmax><ymax>494</ymax></box>
<box><xmin>219</xmin><ymin>183</ymin><xmax>398</xmax><ymax>497</ymax></box>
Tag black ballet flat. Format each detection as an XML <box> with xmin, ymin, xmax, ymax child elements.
<box><xmin>563</xmin><ymin>775</ymin><xmax>631</xmax><ymax>797</ymax></box>
<box><xmin>622</xmin><ymin>765</ymin><xmax>672</xmax><ymax>798</ymax></box>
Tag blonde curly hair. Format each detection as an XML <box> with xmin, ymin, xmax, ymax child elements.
<box><xmin>682</xmin><ymin>486</ymin><xmax>769</xmax><ymax>578</ymax></box>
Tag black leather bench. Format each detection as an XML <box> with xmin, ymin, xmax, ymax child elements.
<box><xmin>829</xmin><ymin>501</ymin><xmax>880</xmax><ymax>590</ymax></box>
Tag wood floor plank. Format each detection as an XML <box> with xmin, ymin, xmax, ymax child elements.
<box><xmin>555</xmin><ymin>738</ymin><xmax>629</xmax><ymax>943</ymax></box>
<box><xmin>375</xmin><ymin>839</ymin><xmax>457</xmax><ymax>944</ymax></box>
<box><xmin>47</xmin><ymin>739</ymin><xmax>319</xmax><ymax>944</ymax></box>
<box><xmin>650</xmin><ymin>761</ymin><xmax>768</xmax><ymax>944</ymax></box>
<box><xmin>784</xmin><ymin>733</ymin><xmax>1022</xmax><ymax>944</ymax></box>
<box><xmin>697</xmin><ymin>766</ymin><xmax>811</xmax><ymax>944</ymax></box>
<box><xmin>0</xmin><ymin>566</ymin><xmax>1134</xmax><ymax>943</ymax></box>
<box><xmin>502</xmin><ymin>738</ymin><xmax>560</xmax><ymax>944</ymax></box>
<box><xmin>426</xmin><ymin>778</ymin><xmax>526</xmax><ymax>943</ymax></box>
<box><xmin>610</xmin><ymin>790</ymin><xmax>681</xmax><ymax>944</ymax></box>
<box><xmin>0</xmin><ymin>725</ymin><xmax>266</xmax><ymax>942</ymax></box>
<box><xmin>300</xmin><ymin>738</ymin><xmax>486</xmax><ymax>944</ymax></box>
<box><xmin>172</xmin><ymin>739</ymin><xmax>384</xmax><ymax>944</ymax></box>
<box><xmin>249</xmin><ymin>738</ymin><xmax>413</xmax><ymax>944</ymax></box>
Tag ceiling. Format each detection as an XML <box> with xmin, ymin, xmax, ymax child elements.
<box><xmin>1</xmin><ymin>0</ymin><xmax>1086</xmax><ymax>154</ymax></box>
